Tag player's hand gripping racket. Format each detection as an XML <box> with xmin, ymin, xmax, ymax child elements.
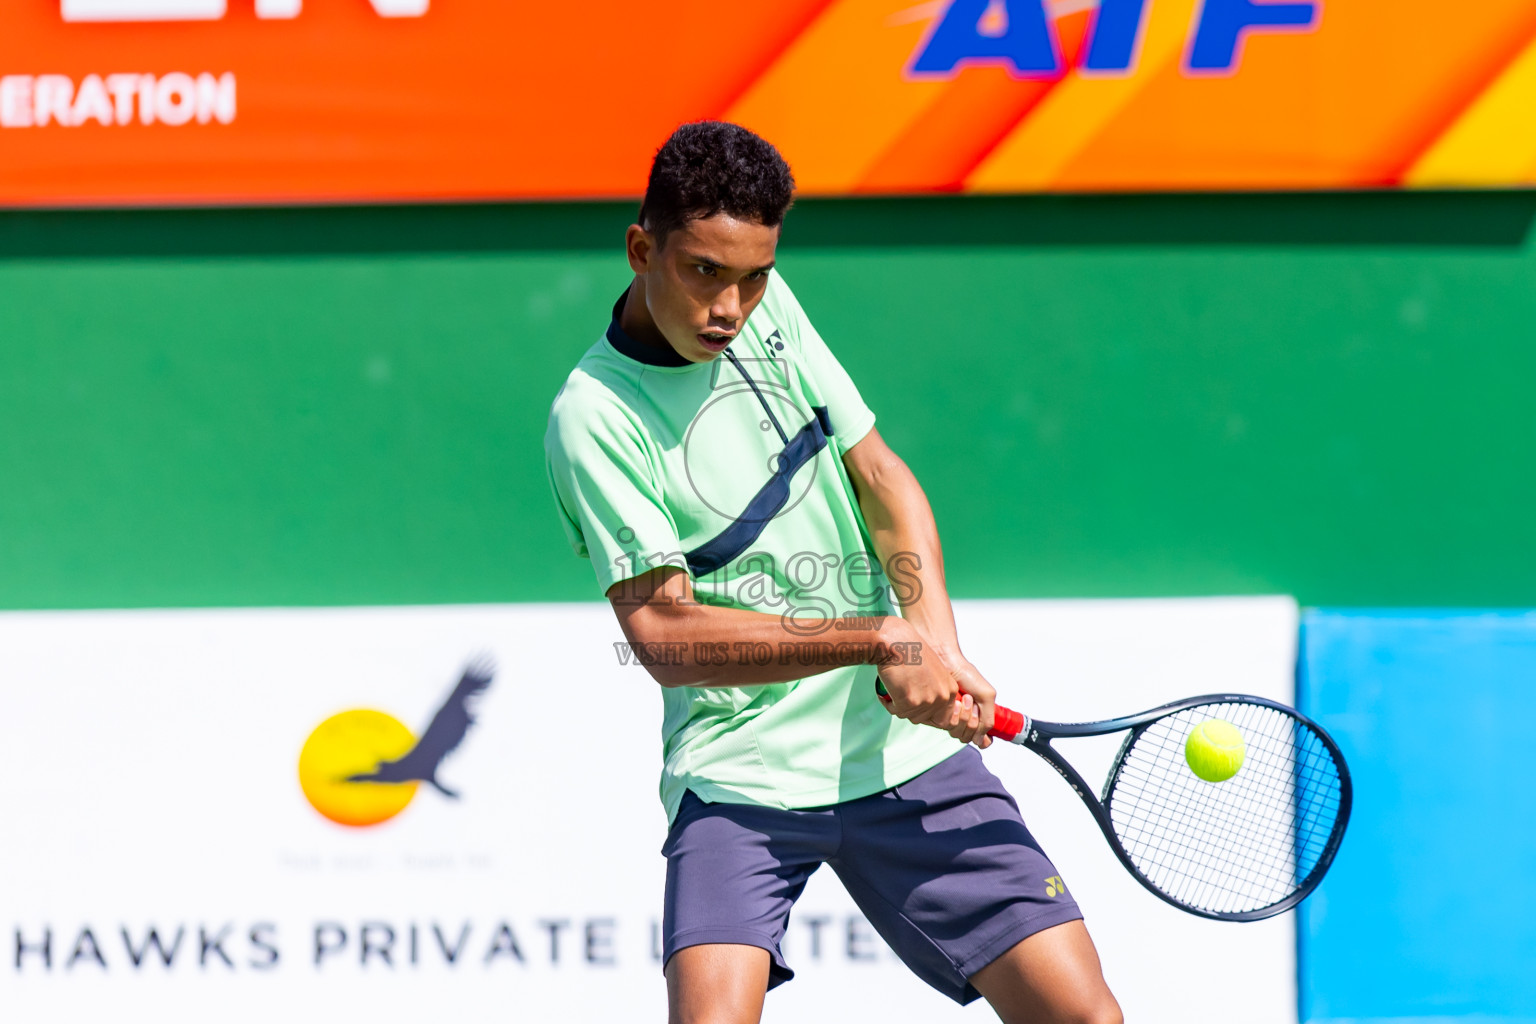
<box><xmin>876</xmin><ymin>680</ymin><xmax>1351</xmax><ymax>921</ymax></box>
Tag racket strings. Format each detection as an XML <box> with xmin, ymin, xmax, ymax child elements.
<box><xmin>1115</xmin><ymin>707</ymin><xmax>1340</xmax><ymax>912</ymax></box>
<box><xmin>1120</xmin><ymin>711</ymin><xmax>1335</xmax><ymax>909</ymax></box>
<box><xmin>1116</xmin><ymin>737</ymin><xmax>1302</xmax><ymax>908</ymax></box>
<box><xmin>1105</xmin><ymin>701</ymin><xmax>1344</xmax><ymax>916</ymax></box>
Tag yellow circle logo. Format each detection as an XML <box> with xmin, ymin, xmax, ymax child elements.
<box><xmin>298</xmin><ymin>709</ymin><xmax>420</xmax><ymax>827</ymax></box>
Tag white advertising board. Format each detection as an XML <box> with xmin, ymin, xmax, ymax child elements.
<box><xmin>0</xmin><ymin>597</ymin><xmax>1297</xmax><ymax>1022</ymax></box>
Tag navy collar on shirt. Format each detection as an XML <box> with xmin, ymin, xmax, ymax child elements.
<box><xmin>606</xmin><ymin>289</ymin><xmax>692</xmax><ymax>367</ymax></box>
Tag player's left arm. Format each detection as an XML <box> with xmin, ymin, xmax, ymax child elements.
<box><xmin>843</xmin><ymin>427</ymin><xmax>996</xmax><ymax>748</ymax></box>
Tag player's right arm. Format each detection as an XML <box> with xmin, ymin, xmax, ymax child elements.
<box><xmin>548</xmin><ymin>378</ymin><xmax>966</xmax><ymax>732</ymax></box>
<box><xmin>610</xmin><ymin>565</ymin><xmax>972</xmax><ymax>731</ymax></box>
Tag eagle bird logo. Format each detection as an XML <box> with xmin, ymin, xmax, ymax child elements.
<box><xmin>344</xmin><ymin>658</ymin><xmax>495</xmax><ymax>798</ymax></box>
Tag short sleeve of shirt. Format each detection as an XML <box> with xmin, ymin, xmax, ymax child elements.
<box><xmin>769</xmin><ymin>274</ymin><xmax>877</xmax><ymax>449</ymax></box>
<box><xmin>544</xmin><ymin>378</ymin><xmax>690</xmax><ymax>596</ymax></box>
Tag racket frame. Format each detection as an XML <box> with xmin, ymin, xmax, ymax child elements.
<box><xmin>1008</xmin><ymin>692</ymin><xmax>1353</xmax><ymax>922</ymax></box>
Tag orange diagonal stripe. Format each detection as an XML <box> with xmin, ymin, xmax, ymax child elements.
<box><xmin>1035</xmin><ymin>0</ymin><xmax>1536</xmax><ymax>190</ymax></box>
<box><xmin>965</xmin><ymin>0</ymin><xmax>1199</xmax><ymax>192</ymax></box>
<box><xmin>1407</xmin><ymin>27</ymin><xmax>1536</xmax><ymax>186</ymax></box>
<box><xmin>856</xmin><ymin>8</ymin><xmax>1094</xmax><ymax>193</ymax></box>
<box><xmin>725</xmin><ymin>0</ymin><xmax>955</xmax><ymax>194</ymax></box>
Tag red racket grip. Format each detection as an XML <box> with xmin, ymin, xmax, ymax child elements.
<box><xmin>874</xmin><ymin>679</ymin><xmax>1026</xmax><ymax>742</ymax></box>
<box><xmin>990</xmin><ymin>705</ymin><xmax>1026</xmax><ymax>742</ymax></box>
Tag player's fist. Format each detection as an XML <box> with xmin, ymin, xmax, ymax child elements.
<box><xmin>947</xmin><ymin>660</ymin><xmax>996</xmax><ymax>749</ymax></box>
<box><xmin>873</xmin><ymin>621</ymin><xmax>959</xmax><ymax>729</ymax></box>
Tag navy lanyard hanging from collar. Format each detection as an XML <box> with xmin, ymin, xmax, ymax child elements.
<box><xmin>684</xmin><ymin>349</ymin><xmax>835</xmax><ymax>577</ymax></box>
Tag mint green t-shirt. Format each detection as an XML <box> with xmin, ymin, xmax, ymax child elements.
<box><xmin>544</xmin><ymin>271</ymin><xmax>959</xmax><ymax>822</ymax></box>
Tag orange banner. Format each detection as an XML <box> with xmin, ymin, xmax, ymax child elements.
<box><xmin>3</xmin><ymin>0</ymin><xmax>1536</xmax><ymax>206</ymax></box>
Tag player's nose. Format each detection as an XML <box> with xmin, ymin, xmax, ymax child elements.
<box><xmin>710</xmin><ymin>284</ymin><xmax>743</xmax><ymax>325</ymax></box>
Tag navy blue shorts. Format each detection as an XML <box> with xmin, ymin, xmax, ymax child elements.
<box><xmin>660</xmin><ymin>746</ymin><xmax>1083</xmax><ymax>1005</ymax></box>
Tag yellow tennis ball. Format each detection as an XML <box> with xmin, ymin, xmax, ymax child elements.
<box><xmin>1185</xmin><ymin>719</ymin><xmax>1245</xmax><ymax>783</ymax></box>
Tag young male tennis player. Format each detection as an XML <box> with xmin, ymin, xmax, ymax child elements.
<box><xmin>544</xmin><ymin>122</ymin><xmax>1122</xmax><ymax>1024</ymax></box>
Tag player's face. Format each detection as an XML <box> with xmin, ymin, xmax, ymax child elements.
<box><xmin>629</xmin><ymin>213</ymin><xmax>779</xmax><ymax>363</ymax></box>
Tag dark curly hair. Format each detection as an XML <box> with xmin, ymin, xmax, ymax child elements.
<box><xmin>638</xmin><ymin>121</ymin><xmax>796</xmax><ymax>248</ymax></box>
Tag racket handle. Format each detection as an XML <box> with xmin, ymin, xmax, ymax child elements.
<box><xmin>874</xmin><ymin>679</ymin><xmax>1027</xmax><ymax>742</ymax></box>
<box><xmin>991</xmin><ymin>705</ymin><xmax>1026</xmax><ymax>742</ymax></box>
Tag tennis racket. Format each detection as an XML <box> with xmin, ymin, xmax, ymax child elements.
<box><xmin>876</xmin><ymin>681</ymin><xmax>1351</xmax><ymax>921</ymax></box>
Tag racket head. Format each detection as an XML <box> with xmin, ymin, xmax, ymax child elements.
<box><xmin>1087</xmin><ymin>696</ymin><xmax>1351</xmax><ymax>921</ymax></box>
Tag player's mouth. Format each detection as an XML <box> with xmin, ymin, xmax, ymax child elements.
<box><xmin>697</xmin><ymin>332</ymin><xmax>734</xmax><ymax>352</ymax></box>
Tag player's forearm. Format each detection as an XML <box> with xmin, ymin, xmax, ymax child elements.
<box><xmin>623</xmin><ymin>604</ymin><xmax>921</xmax><ymax>688</ymax></box>
<box><xmin>851</xmin><ymin>449</ymin><xmax>963</xmax><ymax>661</ymax></box>
<box><xmin>610</xmin><ymin>567</ymin><xmax>922</xmax><ymax>688</ymax></box>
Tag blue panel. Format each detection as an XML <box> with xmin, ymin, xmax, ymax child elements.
<box><xmin>1298</xmin><ymin>611</ymin><xmax>1536</xmax><ymax>1023</ymax></box>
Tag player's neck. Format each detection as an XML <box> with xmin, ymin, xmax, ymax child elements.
<box><xmin>618</xmin><ymin>279</ymin><xmax>676</xmax><ymax>357</ymax></box>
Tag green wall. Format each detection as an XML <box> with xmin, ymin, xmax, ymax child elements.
<box><xmin>1</xmin><ymin>193</ymin><xmax>1533</xmax><ymax>609</ymax></box>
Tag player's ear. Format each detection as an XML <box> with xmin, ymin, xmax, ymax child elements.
<box><xmin>626</xmin><ymin>224</ymin><xmax>656</xmax><ymax>275</ymax></box>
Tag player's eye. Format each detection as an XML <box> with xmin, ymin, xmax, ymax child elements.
<box><xmin>695</xmin><ymin>264</ymin><xmax>717</xmax><ymax>277</ymax></box>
